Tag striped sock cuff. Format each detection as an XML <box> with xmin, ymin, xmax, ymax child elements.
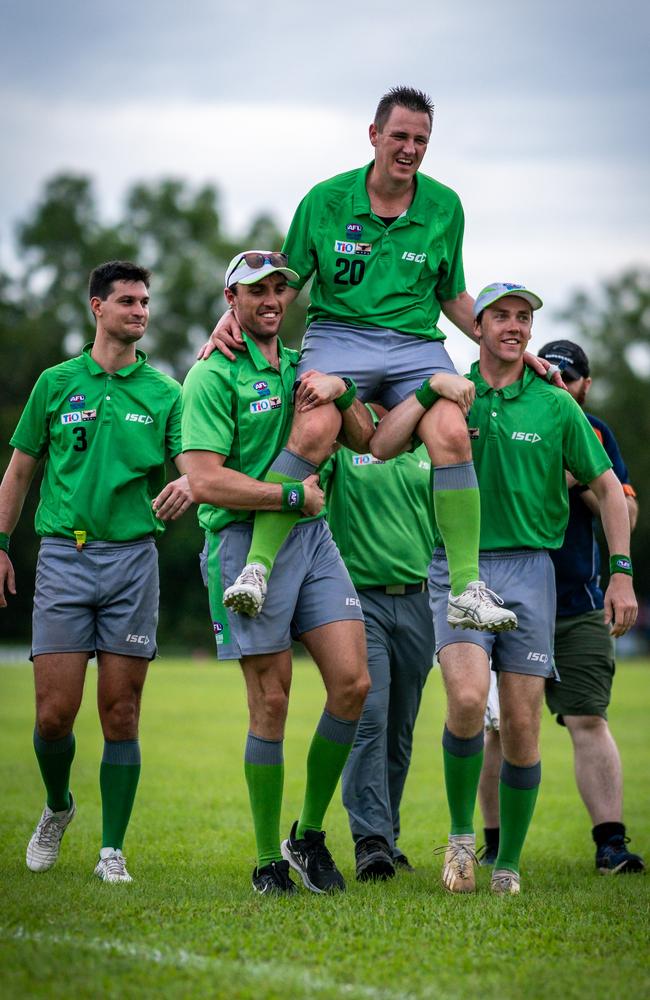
<box><xmin>245</xmin><ymin>733</ymin><xmax>284</xmax><ymax>766</ymax></box>
<box><xmin>500</xmin><ymin>759</ymin><xmax>541</xmax><ymax>790</ymax></box>
<box><xmin>268</xmin><ymin>448</ymin><xmax>317</xmax><ymax>480</ymax></box>
<box><xmin>33</xmin><ymin>729</ymin><xmax>74</xmax><ymax>755</ymax></box>
<box><xmin>433</xmin><ymin>462</ymin><xmax>479</xmax><ymax>491</ymax></box>
<box><xmin>316</xmin><ymin>710</ymin><xmax>358</xmax><ymax>746</ymax></box>
<box><xmin>102</xmin><ymin>739</ymin><xmax>141</xmax><ymax>766</ymax></box>
<box><xmin>442</xmin><ymin>724</ymin><xmax>484</xmax><ymax>757</ymax></box>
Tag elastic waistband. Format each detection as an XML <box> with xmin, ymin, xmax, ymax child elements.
<box><xmin>359</xmin><ymin>581</ymin><xmax>427</xmax><ymax>596</ymax></box>
<box><xmin>40</xmin><ymin>536</ymin><xmax>155</xmax><ymax>551</ymax></box>
<box><xmin>433</xmin><ymin>547</ymin><xmax>544</xmax><ymax>561</ymax></box>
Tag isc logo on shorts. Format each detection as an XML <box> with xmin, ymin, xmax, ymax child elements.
<box><xmin>527</xmin><ymin>651</ymin><xmax>549</xmax><ymax>663</ymax></box>
<box><xmin>250</xmin><ymin>397</ymin><xmax>282</xmax><ymax>413</ymax></box>
<box><xmin>345</xmin><ymin>597</ymin><xmax>361</xmax><ymax>608</ymax></box>
<box><xmin>126</xmin><ymin>633</ymin><xmax>150</xmax><ymax>644</ymax></box>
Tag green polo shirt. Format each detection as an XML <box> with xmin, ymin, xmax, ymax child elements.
<box><xmin>321</xmin><ymin>430</ymin><xmax>434</xmax><ymax>589</ymax></box>
<box><xmin>432</xmin><ymin>364</ymin><xmax>612</xmax><ymax>552</ymax></box>
<box><xmin>10</xmin><ymin>344</ymin><xmax>182</xmax><ymax>541</ymax></box>
<box><xmin>283</xmin><ymin>163</ymin><xmax>466</xmax><ymax>339</ymax></box>
<box><xmin>182</xmin><ymin>333</ymin><xmax>315</xmax><ymax>534</ymax></box>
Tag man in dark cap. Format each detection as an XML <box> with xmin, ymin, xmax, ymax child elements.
<box><xmin>538</xmin><ymin>340</ymin><xmax>644</xmax><ymax>874</ymax></box>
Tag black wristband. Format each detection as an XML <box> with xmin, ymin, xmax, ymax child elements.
<box><xmin>334</xmin><ymin>377</ymin><xmax>357</xmax><ymax>411</ymax></box>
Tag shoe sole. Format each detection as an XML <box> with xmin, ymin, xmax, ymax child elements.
<box><xmin>280</xmin><ymin>839</ymin><xmax>345</xmax><ymax>894</ymax></box>
<box><xmin>223</xmin><ymin>589</ymin><xmax>264</xmax><ymax>617</ymax></box>
<box><xmin>448</xmin><ymin>615</ymin><xmax>518</xmax><ymax>632</ymax></box>
<box><xmin>597</xmin><ymin>862</ymin><xmax>645</xmax><ymax>875</ymax></box>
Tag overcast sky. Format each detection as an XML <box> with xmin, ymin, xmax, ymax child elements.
<box><xmin>2</xmin><ymin>0</ymin><xmax>648</xmax><ymax>369</ymax></box>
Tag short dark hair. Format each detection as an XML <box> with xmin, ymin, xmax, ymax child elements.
<box><xmin>88</xmin><ymin>260</ymin><xmax>151</xmax><ymax>301</ymax></box>
<box><xmin>374</xmin><ymin>86</ymin><xmax>434</xmax><ymax>132</ymax></box>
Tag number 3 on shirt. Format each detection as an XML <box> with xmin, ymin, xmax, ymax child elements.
<box><xmin>72</xmin><ymin>427</ymin><xmax>87</xmax><ymax>452</ymax></box>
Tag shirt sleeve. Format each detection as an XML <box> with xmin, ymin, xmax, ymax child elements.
<box><xmin>562</xmin><ymin>396</ymin><xmax>612</xmax><ymax>484</ymax></box>
<box><xmin>165</xmin><ymin>387</ymin><xmax>183</xmax><ymax>460</ymax></box>
<box><xmin>435</xmin><ymin>196</ymin><xmax>467</xmax><ymax>303</ymax></box>
<box><xmin>9</xmin><ymin>370</ymin><xmax>52</xmax><ymax>458</ymax></box>
<box><xmin>282</xmin><ymin>189</ymin><xmax>318</xmax><ymax>291</ymax></box>
<box><xmin>181</xmin><ymin>361</ymin><xmax>236</xmax><ymax>456</ymax></box>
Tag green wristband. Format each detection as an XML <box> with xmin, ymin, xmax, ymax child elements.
<box><xmin>609</xmin><ymin>554</ymin><xmax>633</xmax><ymax>576</ymax></box>
<box><xmin>281</xmin><ymin>482</ymin><xmax>305</xmax><ymax>511</ymax></box>
<box><xmin>414</xmin><ymin>379</ymin><xmax>440</xmax><ymax>410</ymax></box>
<box><xmin>0</xmin><ymin>532</ymin><xmax>9</xmax><ymax>553</ymax></box>
<box><xmin>334</xmin><ymin>377</ymin><xmax>357</xmax><ymax>411</ymax></box>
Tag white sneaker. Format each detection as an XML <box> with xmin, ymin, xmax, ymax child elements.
<box><xmin>223</xmin><ymin>562</ymin><xmax>268</xmax><ymax>617</ymax></box>
<box><xmin>439</xmin><ymin>834</ymin><xmax>478</xmax><ymax>893</ymax></box>
<box><xmin>491</xmin><ymin>868</ymin><xmax>521</xmax><ymax>895</ymax></box>
<box><xmin>447</xmin><ymin>581</ymin><xmax>518</xmax><ymax>632</ymax></box>
<box><xmin>26</xmin><ymin>795</ymin><xmax>76</xmax><ymax>872</ymax></box>
<box><xmin>94</xmin><ymin>847</ymin><xmax>133</xmax><ymax>883</ymax></box>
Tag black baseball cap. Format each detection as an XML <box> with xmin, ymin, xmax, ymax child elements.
<box><xmin>537</xmin><ymin>340</ymin><xmax>590</xmax><ymax>380</ymax></box>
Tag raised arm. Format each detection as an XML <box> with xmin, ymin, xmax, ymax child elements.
<box><xmin>198</xmin><ymin>288</ymin><xmax>300</xmax><ymax>361</ymax></box>
<box><xmin>0</xmin><ymin>449</ymin><xmax>40</xmax><ymax>607</ymax></box>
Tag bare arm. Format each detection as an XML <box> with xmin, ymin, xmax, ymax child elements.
<box><xmin>151</xmin><ymin>453</ymin><xmax>194</xmax><ymax>522</ymax></box>
<box><xmin>198</xmin><ymin>288</ymin><xmax>300</xmax><ymax>361</ymax></box>
<box><xmin>440</xmin><ymin>291</ymin><xmax>477</xmax><ymax>341</ymax></box>
<box><xmin>183</xmin><ymin>451</ymin><xmax>324</xmax><ymax>516</ymax></box>
<box><xmin>587</xmin><ymin>469</ymin><xmax>638</xmax><ymax>636</ymax></box>
<box><xmin>578</xmin><ymin>488</ymin><xmax>638</xmax><ymax>532</ymax></box>
<box><xmin>0</xmin><ymin>449</ymin><xmax>40</xmax><ymax>607</ymax></box>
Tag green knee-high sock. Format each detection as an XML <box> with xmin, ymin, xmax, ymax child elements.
<box><xmin>247</xmin><ymin>450</ymin><xmax>318</xmax><ymax>575</ymax></box>
<box><xmin>442</xmin><ymin>725</ymin><xmax>484</xmax><ymax>835</ymax></box>
<box><xmin>100</xmin><ymin>740</ymin><xmax>141</xmax><ymax>850</ymax></box>
<box><xmin>495</xmin><ymin>759</ymin><xmax>541</xmax><ymax>874</ymax></box>
<box><xmin>433</xmin><ymin>462</ymin><xmax>480</xmax><ymax>595</ymax></box>
<box><xmin>244</xmin><ymin>733</ymin><xmax>284</xmax><ymax>867</ymax></box>
<box><xmin>297</xmin><ymin>711</ymin><xmax>358</xmax><ymax>837</ymax></box>
<box><xmin>33</xmin><ymin>729</ymin><xmax>75</xmax><ymax>812</ymax></box>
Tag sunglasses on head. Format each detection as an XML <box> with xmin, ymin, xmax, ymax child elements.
<box><xmin>230</xmin><ymin>252</ymin><xmax>288</xmax><ymax>274</ymax></box>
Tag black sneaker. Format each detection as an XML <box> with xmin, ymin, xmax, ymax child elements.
<box><xmin>476</xmin><ymin>843</ymin><xmax>499</xmax><ymax>867</ymax></box>
<box><xmin>281</xmin><ymin>820</ymin><xmax>346</xmax><ymax>894</ymax></box>
<box><xmin>252</xmin><ymin>859</ymin><xmax>297</xmax><ymax>895</ymax></box>
<box><xmin>393</xmin><ymin>852</ymin><xmax>415</xmax><ymax>873</ymax></box>
<box><xmin>355</xmin><ymin>836</ymin><xmax>395</xmax><ymax>881</ymax></box>
<box><xmin>596</xmin><ymin>835</ymin><xmax>645</xmax><ymax>875</ymax></box>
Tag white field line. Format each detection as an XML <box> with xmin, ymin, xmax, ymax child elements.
<box><xmin>3</xmin><ymin>926</ymin><xmax>424</xmax><ymax>1000</ymax></box>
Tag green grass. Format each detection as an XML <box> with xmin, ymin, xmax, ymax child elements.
<box><xmin>1</xmin><ymin>655</ymin><xmax>649</xmax><ymax>1000</ymax></box>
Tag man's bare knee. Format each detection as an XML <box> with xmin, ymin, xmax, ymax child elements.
<box><xmin>36</xmin><ymin>703</ymin><xmax>76</xmax><ymax>741</ymax></box>
<box><xmin>287</xmin><ymin>405</ymin><xmax>341</xmax><ymax>463</ymax></box>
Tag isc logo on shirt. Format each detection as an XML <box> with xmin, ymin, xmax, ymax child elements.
<box><xmin>125</xmin><ymin>413</ymin><xmax>154</xmax><ymax>424</ymax></box>
<box><xmin>250</xmin><ymin>396</ymin><xmax>282</xmax><ymax>413</ymax></box>
<box><xmin>511</xmin><ymin>431</ymin><xmax>541</xmax><ymax>443</ymax></box>
<box><xmin>402</xmin><ymin>251</ymin><xmax>427</xmax><ymax>263</ymax></box>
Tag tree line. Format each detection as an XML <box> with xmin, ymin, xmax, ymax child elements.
<box><xmin>1</xmin><ymin>174</ymin><xmax>648</xmax><ymax>649</ymax></box>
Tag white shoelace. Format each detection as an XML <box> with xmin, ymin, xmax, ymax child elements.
<box><xmin>470</xmin><ymin>581</ymin><xmax>505</xmax><ymax>607</ymax></box>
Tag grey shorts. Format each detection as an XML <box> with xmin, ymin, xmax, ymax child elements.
<box><xmin>200</xmin><ymin>518</ymin><xmax>364</xmax><ymax>660</ymax></box>
<box><xmin>297</xmin><ymin>321</ymin><xmax>457</xmax><ymax>408</ymax></box>
<box><xmin>428</xmin><ymin>548</ymin><xmax>557</xmax><ymax>679</ymax></box>
<box><xmin>32</xmin><ymin>537</ymin><xmax>159</xmax><ymax>660</ymax></box>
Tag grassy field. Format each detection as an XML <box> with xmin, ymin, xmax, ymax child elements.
<box><xmin>1</xmin><ymin>654</ymin><xmax>648</xmax><ymax>1000</ymax></box>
